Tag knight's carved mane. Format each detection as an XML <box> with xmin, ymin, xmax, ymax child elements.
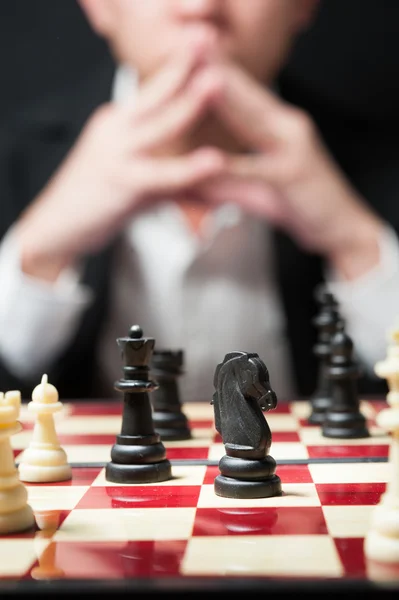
<box><xmin>212</xmin><ymin>351</ymin><xmax>271</xmax><ymax>454</ymax></box>
<box><xmin>213</xmin><ymin>351</ymin><xmax>248</xmax><ymax>395</ymax></box>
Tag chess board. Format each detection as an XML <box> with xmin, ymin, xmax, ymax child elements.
<box><xmin>12</xmin><ymin>398</ymin><xmax>392</xmax><ymax>464</ymax></box>
<box><xmin>1</xmin><ymin>398</ymin><xmax>398</xmax><ymax>598</ymax></box>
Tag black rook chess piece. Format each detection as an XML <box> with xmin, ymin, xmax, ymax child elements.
<box><xmin>212</xmin><ymin>351</ymin><xmax>282</xmax><ymax>499</ymax></box>
<box><xmin>322</xmin><ymin>321</ymin><xmax>369</xmax><ymax>439</ymax></box>
<box><xmin>308</xmin><ymin>285</ymin><xmax>341</xmax><ymax>424</ymax></box>
<box><xmin>106</xmin><ymin>325</ymin><xmax>172</xmax><ymax>484</ymax></box>
<box><xmin>150</xmin><ymin>349</ymin><xmax>191</xmax><ymax>441</ymax></box>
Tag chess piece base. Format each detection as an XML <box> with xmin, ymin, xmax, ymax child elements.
<box><xmin>219</xmin><ymin>453</ymin><xmax>277</xmax><ymax>478</ymax></box>
<box><xmin>214</xmin><ymin>474</ymin><xmax>282</xmax><ymax>499</ymax></box>
<box><xmin>110</xmin><ymin>439</ymin><xmax>169</xmax><ymax>463</ymax></box>
<box><xmin>105</xmin><ymin>459</ymin><xmax>172</xmax><ymax>484</ymax></box>
<box><xmin>364</xmin><ymin>501</ymin><xmax>399</xmax><ymax>564</ymax></box>
<box><xmin>366</xmin><ymin>559</ymin><xmax>399</xmax><ymax>582</ymax></box>
<box><xmin>19</xmin><ymin>463</ymin><xmax>72</xmax><ymax>483</ymax></box>
<box><xmin>308</xmin><ymin>396</ymin><xmax>331</xmax><ymax>425</ymax></box>
<box><xmin>364</xmin><ymin>531</ymin><xmax>399</xmax><ymax>564</ymax></box>
<box><xmin>322</xmin><ymin>412</ymin><xmax>369</xmax><ymax>439</ymax></box>
<box><xmin>153</xmin><ymin>427</ymin><xmax>191</xmax><ymax>441</ymax></box>
<box><xmin>0</xmin><ymin>504</ymin><xmax>35</xmax><ymax>535</ymax></box>
<box><xmin>154</xmin><ymin>425</ymin><xmax>192</xmax><ymax>441</ymax></box>
<box><xmin>152</xmin><ymin>411</ymin><xmax>191</xmax><ymax>441</ymax></box>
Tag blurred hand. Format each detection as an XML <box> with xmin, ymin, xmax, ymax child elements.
<box><xmin>16</xmin><ymin>48</ymin><xmax>385</xmax><ymax>284</ymax></box>
<box><xmin>195</xmin><ymin>62</ymin><xmax>385</xmax><ymax>280</ymax></box>
<box><xmin>15</xmin><ymin>45</ymin><xmax>225</xmax><ymax>282</ymax></box>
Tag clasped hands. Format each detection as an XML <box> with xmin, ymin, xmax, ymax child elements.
<box><xmin>17</xmin><ymin>42</ymin><xmax>383</xmax><ymax>282</ymax></box>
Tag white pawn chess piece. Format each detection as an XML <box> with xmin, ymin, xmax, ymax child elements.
<box><xmin>0</xmin><ymin>390</ymin><xmax>35</xmax><ymax>534</ymax></box>
<box><xmin>18</xmin><ymin>375</ymin><xmax>72</xmax><ymax>483</ymax></box>
<box><xmin>364</xmin><ymin>326</ymin><xmax>399</xmax><ymax>564</ymax></box>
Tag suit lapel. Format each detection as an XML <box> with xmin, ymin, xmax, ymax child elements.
<box><xmin>3</xmin><ymin>54</ymin><xmax>116</xmax><ymax>230</ymax></box>
<box><xmin>271</xmin><ymin>228</ymin><xmax>323</xmax><ymax>397</ymax></box>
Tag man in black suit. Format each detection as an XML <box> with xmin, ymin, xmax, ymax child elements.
<box><xmin>0</xmin><ymin>0</ymin><xmax>397</xmax><ymax>401</ymax></box>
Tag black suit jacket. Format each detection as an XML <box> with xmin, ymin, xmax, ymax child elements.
<box><xmin>0</xmin><ymin>48</ymin><xmax>394</xmax><ymax>400</ymax></box>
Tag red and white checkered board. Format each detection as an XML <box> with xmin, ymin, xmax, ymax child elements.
<box><xmin>0</xmin><ymin>461</ymin><xmax>397</xmax><ymax>582</ymax></box>
<box><xmin>1</xmin><ymin>398</ymin><xmax>398</xmax><ymax>585</ymax></box>
<box><xmin>12</xmin><ymin>398</ymin><xmax>392</xmax><ymax>464</ymax></box>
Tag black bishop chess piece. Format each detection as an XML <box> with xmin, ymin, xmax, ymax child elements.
<box><xmin>106</xmin><ymin>325</ymin><xmax>172</xmax><ymax>484</ymax></box>
<box><xmin>308</xmin><ymin>285</ymin><xmax>341</xmax><ymax>424</ymax></box>
<box><xmin>211</xmin><ymin>351</ymin><xmax>282</xmax><ymax>499</ymax></box>
<box><xmin>150</xmin><ymin>349</ymin><xmax>191</xmax><ymax>441</ymax></box>
<box><xmin>322</xmin><ymin>320</ymin><xmax>370</xmax><ymax>439</ymax></box>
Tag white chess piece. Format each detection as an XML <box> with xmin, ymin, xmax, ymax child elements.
<box><xmin>18</xmin><ymin>375</ymin><xmax>72</xmax><ymax>483</ymax></box>
<box><xmin>0</xmin><ymin>390</ymin><xmax>35</xmax><ymax>534</ymax></box>
<box><xmin>364</xmin><ymin>327</ymin><xmax>399</xmax><ymax>564</ymax></box>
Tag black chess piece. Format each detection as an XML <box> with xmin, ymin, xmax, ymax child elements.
<box><xmin>106</xmin><ymin>325</ymin><xmax>172</xmax><ymax>484</ymax></box>
<box><xmin>212</xmin><ymin>351</ymin><xmax>282</xmax><ymax>499</ymax></box>
<box><xmin>150</xmin><ymin>349</ymin><xmax>191</xmax><ymax>441</ymax></box>
<box><xmin>308</xmin><ymin>285</ymin><xmax>341</xmax><ymax>424</ymax></box>
<box><xmin>322</xmin><ymin>321</ymin><xmax>369</xmax><ymax>439</ymax></box>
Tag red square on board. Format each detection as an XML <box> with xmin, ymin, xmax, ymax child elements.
<box><xmin>188</xmin><ymin>419</ymin><xmax>214</xmax><ymax>428</ymax></box>
<box><xmin>307</xmin><ymin>445</ymin><xmax>389</xmax><ymax>459</ymax></box>
<box><xmin>68</xmin><ymin>402</ymin><xmax>123</xmax><ymax>416</ymax></box>
<box><xmin>57</xmin><ymin>434</ymin><xmax>116</xmax><ymax>445</ymax></box>
<box><xmin>334</xmin><ymin>538</ymin><xmax>366</xmax><ymax>578</ymax></box>
<box><xmin>193</xmin><ymin>506</ymin><xmax>328</xmax><ymax>536</ymax></box>
<box><xmin>270</xmin><ymin>403</ymin><xmax>292</xmax><ymax>414</ymax></box>
<box><xmin>276</xmin><ymin>464</ymin><xmax>313</xmax><ymax>484</ymax></box>
<box><xmin>272</xmin><ymin>431</ymin><xmax>301</xmax><ymax>442</ymax></box>
<box><xmin>165</xmin><ymin>447</ymin><xmax>210</xmax><ymax>460</ymax></box>
<box><xmin>316</xmin><ymin>483</ymin><xmax>386</xmax><ymax>506</ymax></box>
<box><xmin>76</xmin><ymin>485</ymin><xmax>201</xmax><ymax>509</ymax></box>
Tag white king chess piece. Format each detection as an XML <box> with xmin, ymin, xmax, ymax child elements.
<box><xmin>18</xmin><ymin>375</ymin><xmax>72</xmax><ymax>483</ymax></box>
<box><xmin>0</xmin><ymin>390</ymin><xmax>35</xmax><ymax>534</ymax></box>
<box><xmin>364</xmin><ymin>326</ymin><xmax>399</xmax><ymax>564</ymax></box>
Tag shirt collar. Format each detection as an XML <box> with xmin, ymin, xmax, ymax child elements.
<box><xmin>111</xmin><ymin>64</ymin><xmax>139</xmax><ymax>105</ymax></box>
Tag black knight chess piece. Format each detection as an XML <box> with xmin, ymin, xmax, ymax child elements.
<box><xmin>106</xmin><ymin>325</ymin><xmax>172</xmax><ymax>484</ymax></box>
<box><xmin>150</xmin><ymin>349</ymin><xmax>191</xmax><ymax>441</ymax></box>
<box><xmin>212</xmin><ymin>351</ymin><xmax>282</xmax><ymax>499</ymax></box>
<box><xmin>308</xmin><ymin>285</ymin><xmax>341</xmax><ymax>424</ymax></box>
<box><xmin>322</xmin><ymin>321</ymin><xmax>369</xmax><ymax>439</ymax></box>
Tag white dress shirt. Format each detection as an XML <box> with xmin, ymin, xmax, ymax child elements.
<box><xmin>1</xmin><ymin>65</ymin><xmax>399</xmax><ymax>402</ymax></box>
